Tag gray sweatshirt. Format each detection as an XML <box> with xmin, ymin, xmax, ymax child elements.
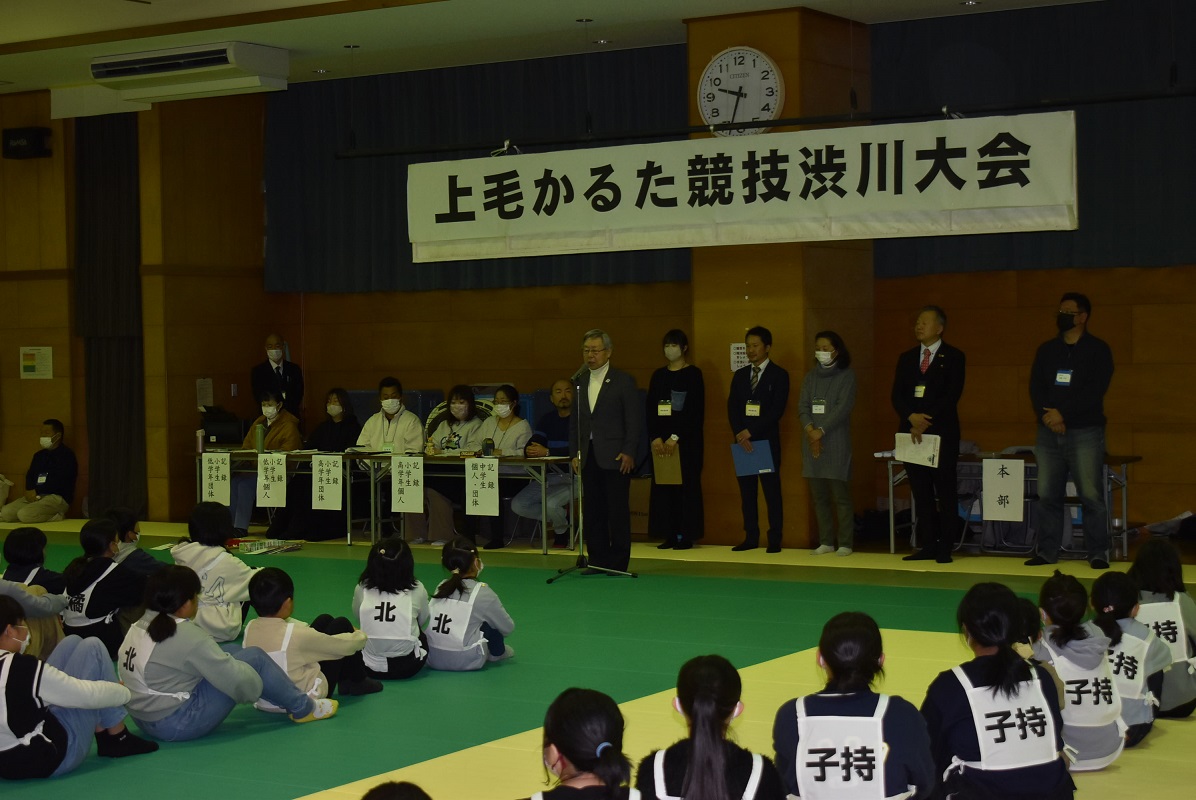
<box><xmin>1033</xmin><ymin>621</ymin><xmax>1123</xmax><ymax>766</ymax></box>
<box><xmin>425</xmin><ymin>578</ymin><xmax>514</xmax><ymax>672</ymax></box>
<box><xmin>122</xmin><ymin>612</ymin><xmax>263</xmax><ymax>722</ymax></box>
<box><xmin>0</xmin><ymin>580</ymin><xmax>66</xmax><ymax>619</ymax></box>
<box><xmin>1139</xmin><ymin>590</ymin><xmax>1196</xmax><ymax>711</ymax></box>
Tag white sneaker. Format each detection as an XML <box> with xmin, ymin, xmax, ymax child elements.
<box><xmin>811</xmin><ymin>545</ymin><xmax>835</xmax><ymax>555</ymax></box>
<box><xmin>836</xmin><ymin>547</ymin><xmax>853</xmax><ymax>557</ymax></box>
<box><xmin>487</xmin><ymin>645</ymin><xmax>515</xmax><ymax>662</ymax></box>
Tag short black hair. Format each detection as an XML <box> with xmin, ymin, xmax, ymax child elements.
<box><xmin>248</xmin><ymin>567</ymin><xmax>294</xmax><ymax>617</ymax></box>
<box><xmin>105</xmin><ymin>507</ymin><xmax>138</xmax><ymax>539</ymax></box>
<box><xmin>1060</xmin><ymin>292</ymin><xmax>1091</xmax><ymax>316</ymax></box>
<box><xmin>257</xmin><ymin>389</ymin><xmax>284</xmax><ymax>405</ymax></box>
<box><xmin>43</xmin><ymin>419</ymin><xmax>64</xmax><ymax>436</ymax></box>
<box><xmin>920</xmin><ymin>305</ymin><xmax>947</xmax><ymax>328</ymax></box>
<box><xmin>662</xmin><ymin>329</ymin><xmax>689</xmax><ymax>349</ymax></box>
<box><xmin>379</xmin><ymin>376</ymin><xmax>403</xmax><ymax>394</ymax></box>
<box><xmin>2</xmin><ymin>527</ymin><xmax>47</xmax><ymax>567</ymax></box>
<box><xmin>188</xmin><ymin>502</ymin><xmax>235</xmax><ymax>547</ymax></box>
<box><xmin>745</xmin><ymin>326</ymin><xmax>772</xmax><ymax>347</ymax></box>
<box><xmin>0</xmin><ymin>595</ymin><xmax>26</xmax><ymax>630</ymax></box>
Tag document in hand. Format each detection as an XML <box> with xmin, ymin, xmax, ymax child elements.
<box><xmin>652</xmin><ymin>446</ymin><xmax>683</xmax><ymax>485</ymax></box>
<box><xmin>894</xmin><ymin>433</ymin><xmax>941</xmax><ymax>468</ymax></box>
<box><xmin>731</xmin><ymin>440</ymin><xmax>775</xmax><ymax>476</ymax></box>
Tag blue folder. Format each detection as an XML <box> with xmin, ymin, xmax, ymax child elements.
<box><xmin>731</xmin><ymin>440</ymin><xmax>775</xmax><ymax>476</ymax></box>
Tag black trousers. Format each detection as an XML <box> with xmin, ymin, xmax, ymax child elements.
<box><xmin>906</xmin><ymin>450</ymin><xmax>958</xmax><ymax>556</ymax></box>
<box><xmin>737</xmin><ymin>472</ymin><xmax>783</xmax><ymax>547</ymax></box>
<box><xmin>582</xmin><ymin>450</ymin><xmax>632</xmax><ymax>570</ymax></box>
<box><xmin>364</xmin><ymin>632</ymin><xmax>429</xmax><ymax>680</ymax></box>
<box><xmin>311</xmin><ymin>614</ymin><xmax>367</xmax><ymax>692</ymax></box>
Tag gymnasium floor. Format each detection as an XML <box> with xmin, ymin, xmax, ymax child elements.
<box><xmin>3</xmin><ymin>522</ymin><xmax>1194</xmax><ymax>799</ymax></box>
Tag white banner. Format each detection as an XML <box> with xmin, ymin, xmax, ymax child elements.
<box><xmin>391</xmin><ymin>456</ymin><xmax>424</xmax><ymax>514</ymax></box>
<box><xmin>983</xmin><ymin>458</ymin><xmax>1025</xmax><ymax>522</ymax></box>
<box><xmin>257</xmin><ymin>453</ymin><xmax>288</xmax><ymax>508</ymax></box>
<box><xmin>408</xmin><ymin>111</ymin><xmax>1077</xmax><ymax>262</ymax></box>
<box><xmin>465</xmin><ymin>457</ymin><xmax>500</xmax><ymax>516</ymax></box>
<box><xmin>201</xmin><ymin>453</ymin><xmax>230</xmax><ymax>506</ymax></box>
<box><xmin>312</xmin><ymin>454</ymin><xmax>343</xmax><ymax>511</ymax></box>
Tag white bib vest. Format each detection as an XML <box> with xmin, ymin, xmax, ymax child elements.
<box><xmin>793</xmin><ymin>694</ymin><xmax>912</xmax><ymax>800</ymax></box>
<box><xmin>1040</xmin><ymin>639</ymin><xmax>1122</xmax><ymax>729</ymax></box>
<box><xmin>1136</xmin><ymin>599</ymin><xmax>1196</xmax><ymax>674</ymax></box>
<box><xmin>651</xmin><ymin>749</ymin><xmax>762</xmax><ymax>800</ymax></box>
<box><xmin>1106</xmin><ymin>630</ymin><xmax>1156</xmax><ymax>705</ymax></box>
<box><xmin>951</xmin><ymin>666</ymin><xmax>1058</xmax><ymax>774</ymax></box>
<box><xmin>427</xmin><ymin>584</ymin><xmax>482</xmax><ymax>653</ymax></box>
<box><xmin>118</xmin><ymin>620</ymin><xmax>191</xmax><ymax>702</ymax></box>
<box><xmin>61</xmin><ymin>562</ymin><xmax>119</xmax><ymax>628</ymax></box>
<box><xmin>532</xmin><ymin>792</ymin><xmax>641</xmax><ymax>800</ymax></box>
<box><xmin>359</xmin><ymin>587</ymin><xmax>421</xmax><ymax>670</ymax></box>
<box><xmin>244</xmin><ymin>620</ymin><xmax>321</xmax><ymax>713</ymax></box>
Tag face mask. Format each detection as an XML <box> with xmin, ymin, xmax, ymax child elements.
<box><xmin>450</xmin><ymin>403</ymin><xmax>469</xmax><ymax>421</ymax></box>
<box><xmin>476</xmin><ymin>560</ymin><xmax>484</xmax><ymax>576</ymax></box>
<box><xmin>381</xmin><ymin>398</ymin><xmax>402</xmax><ymax>415</ymax></box>
<box><xmin>261</xmin><ymin>404</ymin><xmax>280</xmax><ymax>420</ymax></box>
<box><xmin>663</xmin><ymin>344</ymin><xmax>683</xmax><ymax>362</ymax></box>
<box><xmin>326</xmin><ymin>404</ymin><xmax>343</xmax><ymax>417</ymax></box>
<box><xmin>1056</xmin><ymin>312</ymin><xmax>1077</xmax><ymax>333</ymax></box>
<box><xmin>39</xmin><ymin>436</ymin><xmax>55</xmax><ymax>449</ymax></box>
<box><xmin>13</xmin><ymin>628</ymin><xmax>30</xmax><ymax>655</ymax></box>
<box><xmin>814</xmin><ymin>350</ymin><xmax>835</xmax><ymax>365</ymax></box>
<box><xmin>266</xmin><ymin>348</ymin><xmax>283</xmax><ymax>362</ymax></box>
<box><xmin>493</xmin><ymin>403</ymin><xmax>512</xmax><ymax>419</ymax></box>
<box><xmin>117</xmin><ymin>538</ymin><xmax>139</xmax><ymax>558</ymax></box>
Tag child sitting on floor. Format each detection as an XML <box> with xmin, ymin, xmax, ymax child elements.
<box><xmin>170</xmin><ymin>502</ymin><xmax>258</xmax><ymax>642</ymax></box>
<box><xmin>426</xmin><ymin>538</ymin><xmax>514</xmax><ymax>671</ymax></box>
<box><xmin>243</xmin><ymin>567</ymin><xmax>382</xmax><ymax>707</ymax></box>
<box><xmin>353</xmin><ymin>537</ymin><xmax>430</xmax><ymax>679</ymax></box>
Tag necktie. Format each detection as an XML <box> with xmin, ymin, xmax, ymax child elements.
<box><xmin>919</xmin><ymin>348</ymin><xmax>931</xmax><ymax>374</ymax></box>
<box><xmin>276</xmin><ymin>365</ymin><xmax>283</xmax><ymax>379</ymax></box>
<box><xmin>751</xmin><ymin>365</ymin><xmax>760</xmax><ymax>392</ymax></box>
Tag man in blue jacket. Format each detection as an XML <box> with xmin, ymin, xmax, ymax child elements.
<box><xmin>1</xmin><ymin>418</ymin><xmax>77</xmax><ymax>524</ymax></box>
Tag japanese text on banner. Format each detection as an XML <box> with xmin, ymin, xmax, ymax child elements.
<box><xmin>312</xmin><ymin>454</ymin><xmax>344</xmax><ymax>511</ymax></box>
<box><xmin>391</xmin><ymin>456</ymin><xmax>424</xmax><ymax>514</ymax></box>
<box><xmin>982</xmin><ymin>458</ymin><xmax>1025</xmax><ymax>521</ymax></box>
<box><xmin>202</xmin><ymin>453</ymin><xmax>231</xmax><ymax>506</ymax></box>
<box><xmin>465</xmin><ymin>457</ymin><xmax>500</xmax><ymax>516</ymax></box>
<box><xmin>257</xmin><ymin>453</ymin><xmax>288</xmax><ymax>507</ymax></box>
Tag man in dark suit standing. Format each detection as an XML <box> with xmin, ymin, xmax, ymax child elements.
<box><xmin>250</xmin><ymin>332</ymin><xmax>305</xmax><ymax>419</ymax></box>
<box><xmin>569</xmin><ymin>329</ymin><xmax>644</xmax><ymax>574</ymax></box>
<box><xmin>727</xmin><ymin>325</ymin><xmax>790</xmax><ymax>553</ymax></box>
<box><xmin>891</xmin><ymin>305</ymin><xmax>966</xmax><ymax>563</ymax></box>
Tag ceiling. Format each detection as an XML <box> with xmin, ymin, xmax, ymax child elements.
<box><xmin>0</xmin><ymin>0</ymin><xmax>1102</xmax><ymax>95</ymax></box>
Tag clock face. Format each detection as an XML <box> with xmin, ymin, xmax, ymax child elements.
<box><xmin>697</xmin><ymin>46</ymin><xmax>785</xmax><ymax>137</ymax></box>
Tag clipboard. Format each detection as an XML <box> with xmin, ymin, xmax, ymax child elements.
<box><xmin>652</xmin><ymin>446</ymin><xmax>683</xmax><ymax>485</ymax></box>
<box><xmin>732</xmin><ymin>440</ymin><xmax>774</xmax><ymax>476</ymax></box>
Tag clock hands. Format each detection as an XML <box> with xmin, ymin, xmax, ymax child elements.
<box><xmin>716</xmin><ymin>87</ymin><xmax>747</xmax><ymax>99</ymax></box>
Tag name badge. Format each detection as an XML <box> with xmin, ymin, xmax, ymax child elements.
<box><xmin>914</xmin><ymin>385</ymin><xmax>926</xmax><ymax>399</ymax></box>
<box><xmin>745</xmin><ymin>402</ymin><xmax>761</xmax><ymax>417</ymax></box>
<box><xmin>36</xmin><ymin>474</ymin><xmax>48</xmax><ymax>485</ymax></box>
<box><xmin>1055</xmin><ymin>369</ymin><xmax>1073</xmax><ymax>386</ymax></box>
<box><xmin>657</xmin><ymin>402</ymin><xmax>672</xmax><ymax>416</ymax></box>
<box><xmin>382</xmin><ymin>443</ymin><xmax>395</xmax><ymax>453</ymax></box>
<box><xmin>812</xmin><ymin>402</ymin><xmax>826</xmax><ymax>415</ymax></box>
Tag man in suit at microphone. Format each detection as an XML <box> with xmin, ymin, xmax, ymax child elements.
<box><xmin>569</xmin><ymin>329</ymin><xmax>644</xmax><ymax>574</ymax></box>
<box><xmin>891</xmin><ymin>305</ymin><xmax>966</xmax><ymax>563</ymax></box>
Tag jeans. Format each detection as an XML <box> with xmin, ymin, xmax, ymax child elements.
<box><xmin>808</xmin><ymin>478</ymin><xmax>854</xmax><ymax>548</ymax></box>
<box><xmin>229</xmin><ymin>474</ymin><xmax>257</xmax><ymax>530</ymax></box>
<box><xmin>46</xmin><ymin>636</ymin><xmax>127</xmax><ymax>777</ymax></box>
<box><xmin>510</xmin><ymin>474</ymin><xmax>572</xmax><ymax>530</ymax></box>
<box><xmin>1034</xmin><ymin>424</ymin><xmax>1108</xmax><ymax>561</ymax></box>
<box><xmin>136</xmin><ymin>646</ymin><xmax>314</xmax><ymax>742</ymax></box>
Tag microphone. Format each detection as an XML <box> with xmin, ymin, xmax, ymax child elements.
<box><xmin>571</xmin><ymin>363</ymin><xmax>588</xmax><ymax>383</ymax></box>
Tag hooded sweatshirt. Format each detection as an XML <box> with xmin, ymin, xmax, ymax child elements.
<box><xmin>170</xmin><ymin>542</ymin><xmax>258</xmax><ymax>642</ymax></box>
<box><xmin>1033</xmin><ymin>621</ymin><xmax>1124</xmax><ymax>768</ymax></box>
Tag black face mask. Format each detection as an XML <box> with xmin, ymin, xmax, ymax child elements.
<box><xmin>1056</xmin><ymin>313</ymin><xmax>1077</xmax><ymax>333</ymax></box>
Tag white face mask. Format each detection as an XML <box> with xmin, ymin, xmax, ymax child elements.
<box><xmin>266</xmin><ymin>348</ymin><xmax>283</xmax><ymax>363</ymax></box>
<box><xmin>663</xmin><ymin>344</ymin><xmax>683</xmax><ymax>362</ymax></box>
<box><xmin>493</xmin><ymin>403</ymin><xmax>512</xmax><ymax>419</ymax></box>
<box><xmin>39</xmin><ymin>436</ymin><xmax>55</xmax><ymax>449</ymax></box>
<box><xmin>476</xmin><ymin>560</ymin><xmax>484</xmax><ymax>576</ymax></box>
<box><xmin>261</xmin><ymin>404</ymin><xmax>280</xmax><ymax>420</ymax></box>
<box><xmin>326</xmin><ymin>404</ymin><xmax>343</xmax><ymax>417</ymax></box>
<box><xmin>117</xmin><ymin>537</ymin><xmax>139</xmax><ymax>558</ymax></box>
<box><xmin>814</xmin><ymin>350</ymin><xmax>835</xmax><ymax>365</ymax></box>
<box><xmin>381</xmin><ymin>398</ymin><xmax>402</xmax><ymax>415</ymax></box>
<box><xmin>12</xmin><ymin>627</ymin><xmax>30</xmax><ymax>655</ymax></box>
<box><xmin>450</xmin><ymin>402</ymin><xmax>469</xmax><ymax>421</ymax></box>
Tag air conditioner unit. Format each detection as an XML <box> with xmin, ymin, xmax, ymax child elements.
<box><xmin>90</xmin><ymin>42</ymin><xmax>289</xmax><ymax>103</ymax></box>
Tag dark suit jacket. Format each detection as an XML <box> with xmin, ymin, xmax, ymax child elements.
<box><xmin>569</xmin><ymin>366</ymin><xmax>644</xmax><ymax>470</ymax></box>
<box><xmin>250</xmin><ymin>359</ymin><xmax>305</xmax><ymax>418</ymax></box>
<box><xmin>891</xmin><ymin>342</ymin><xmax>966</xmax><ymax>443</ymax></box>
<box><xmin>726</xmin><ymin>361</ymin><xmax>790</xmax><ymax>454</ymax></box>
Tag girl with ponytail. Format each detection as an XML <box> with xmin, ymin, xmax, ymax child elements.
<box><xmin>1032</xmin><ymin>571</ymin><xmax>1125</xmax><ymax>771</ymax></box>
<box><xmin>1128</xmin><ymin>538</ymin><xmax>1196</xmax><ymax>718</ymax></box>
<box><xmin>637</xmin><ymin>655</ymin><xmax>784</xmax><ymax>800</ymax></box>
<box><xmin>529</xmin><ymin>687</ymin><xmax>636</xmax><ymax>800</ymax></box>
<box><xmin>921</xmin><ymin>582</ymin><xmax>1073</xmax><ymax>799</ymax></box>
<box><xmin>772</xmin><ymin>614</ymin><xmax>933</xmax><ymax>799</ymax></box>
<box><xmin>426</xmin><ymin>537</ymin><xmax>514</xmax><ymax>671</ymax></box>
<box><xmin>120</xmin><ymin>565</ymin><xmax>338</xmax><ymax>741</ymax></box>
<box><xmin>1090</xmin><ymin>572</ymin><xmax>1170</xmax><ymax>747</ymax></box>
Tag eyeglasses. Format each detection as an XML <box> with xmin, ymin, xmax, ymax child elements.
<box><xmin>582</xmin><ymin>347</ymin><xmax>607</xmax><ymax>355</ymax></box>
<box><xmin>1058</xmin><ymin>310</ymin><xmax>1080</xmax><ymax>316</ymax></box>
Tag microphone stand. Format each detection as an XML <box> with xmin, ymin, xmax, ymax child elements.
<box><xmin>547</xmin><ymin>373</ymin><xmax>641</xmax><ymax>581</ymax></box>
